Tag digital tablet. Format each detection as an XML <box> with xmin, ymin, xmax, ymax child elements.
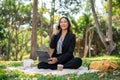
<box><xmin>36</xmin><ymin>50</ymin><xmax>51</xmax><ymax>63</ymax></box>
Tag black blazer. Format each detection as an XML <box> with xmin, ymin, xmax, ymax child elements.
<box><xmin>50</xmin><ymin>32</ymin><xmax>76</xmax><ymax>64</ymax></box>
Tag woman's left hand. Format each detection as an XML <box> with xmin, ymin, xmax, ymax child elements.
<box><xmin>48</xmin><ymin>57</ymin><xmax>58</xmax><ymax>64</ymax></box>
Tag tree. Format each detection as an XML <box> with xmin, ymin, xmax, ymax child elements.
<box><xmin>0</xmin><ymin>0</ymin><xmax>32</xmax><ymax>60</ymax></box>
<box><xmin>30</xmin><ymin>0</ymin><xmax>38</xmax><ymax>60</ymax></box>
<box><xmin>90</xmin><ymin>0</ymin><xmax>116</xmax><ymax>55</ymax></box>
<box><xmin>0</xmin><ymin>24</ymin><xmax>7</xmax><ymax>57</ymax></box>
<box><xmin>48</xmin><ymin>0</ymin><xmax>55</xmax><ymax>40</ymax></box>
<box><xmin>56</xmin><ymin>0</ymin><xmax>82</xmax><ymax>16</ymax></box>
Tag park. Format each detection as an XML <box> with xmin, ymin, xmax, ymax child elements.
<box><xmin>0</xmin><ymin>0</ymin><xmax>120</xmax><ymax>80</ymax></box>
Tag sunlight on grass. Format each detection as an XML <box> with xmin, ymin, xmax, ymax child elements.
<box><xmin>82</xmin><ymin>55</ymin><xmax>120</xmax><ymax>67</ymax></box>
<box><xmin>83</xmin><ymin>55</ymin><xmax>120</xmax><ymax>60</ymax></box>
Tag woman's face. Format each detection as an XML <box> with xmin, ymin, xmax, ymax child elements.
<box><xmin>60</xmin><ymin>18</ymin><xmax>69</xmax><ymax>30</ymax></box>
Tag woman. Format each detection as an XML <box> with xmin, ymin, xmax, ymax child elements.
<box><xmin>38</xmin><ymin>17</ymin><xmax>82</xmax><ymax>69</ymax></box>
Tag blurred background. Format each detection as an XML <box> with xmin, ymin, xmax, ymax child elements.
<box><xmin>0</xmin><ymin>0</ymin><xmax>120</xmax><ymax>61</ymax></box>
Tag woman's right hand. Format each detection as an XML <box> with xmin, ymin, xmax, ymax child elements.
<box><xmin>53</xmin><ymin>29</ymin><xmax>60</xmax><ymax>35</ymax></box>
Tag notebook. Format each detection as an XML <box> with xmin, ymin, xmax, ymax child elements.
<box><xmin>36</xmin><ymin>50</ymin><xmax>50</xmax><ymax>63</ymax></box>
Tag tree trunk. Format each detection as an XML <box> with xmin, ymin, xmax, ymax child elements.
<box><xmin>88</xmin><ymin>29</ymin><xmax>94</xmax><ymax>57</ymax></box>
<box><xmin>15</xmin><ymin>26</ymin><xmax>18</xmax><ymax>61</ymax></box>
<box><xmin>90</xmin><ymin>0</ymin><xmax>116</xmax><ymax>55</ymax></box>
<box><xmin>48</xmin><ymin>1</ymin><xmax>55</xmax><ymax>40</ymax></box>
<box><xmin>90</xmin><ymin>0</ymin><xmax>107</xmax><ymax>47</ymax></box>
<box><xmin>107</xmin><ymin>0</ymin><xmax>116</xmax><ymax>54</ymax></box>
<box><xmin>83</xmin><ymin>27</ymin><xmax>89</xmax><ymax>57</ymax></box>
<box><xmin>40</xmin><ymin>13</ymin><xmax>43</xmax><ymax>47</ymax></box>
<box><xmin>48</xmin><ymin>0</ymin><xmax>55</xmax><ymax>55</ymax></box>
<box><xmin>6</xmin><ymin>26</ymin><xmax>11</xmax><ymax>60</ymax></box>
<box><xmin>30</xmin><ymin>0</ymin><xmax>38</xmax><ymax>60</ymax></box>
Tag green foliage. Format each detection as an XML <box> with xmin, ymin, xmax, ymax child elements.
<box><xmin>0</xmin><ymin>25</ymin><xmax>6</xmax><ymax>40</ymax></box>
<box><xmin>112</xmin><ymin>0</ymin><xmax>120</xmax><ymax>16</ymax></box>
<box><xmin>0</xmin><ymin>61</ymin><xmax>23</xmax><ymax>67</ymax></box>
<box><xmin>34</xmin><ymin>74</ymin><xmax>68</xmax><ymax>80</ymax></box>
<box><xmin>0</xmin><ymin>73</ymin><xmax>9</xmax><ymax>80</ymax></box>
<box><xmin>0</xmin><ymin>24</ymin><xmax>8</xmax><ymax>57</ymax></box>
<box><xmin>0</xmin><ymin>0</ymin><xmax>33</xmax><ymax>60</ymax></box>
<box><xmin>82</xmin><ymin>55</ymin><xmax>120</xmax><ymax>67</ymax></box>
<box><xmin>0</xmin><ymin>65</ymin><xmax>7</xmax><ymax>69</ymax></box>
<box><xmin>0</xmin><ymin>24</ymin><xmax>7</xmax><ymax>47</ymax></box>
<box><xmin>0</xmin><ymin>69</ymin><xmax>29</xmax><ymax>80</ymax></box>
<box><xmin>112</xmin><ymin>27</ymin><xmax>120</xmax><ymax>53</ymax></box>
<box><xmin>55</xmin><ymin>0</ymin><xmax>82</xmax><ymax>16</ymax></box>
<box><xmin>72</xmin><ymin>14</ymin><xmax>92</xmax><ymax>39</ymax></box>
<box><xmin>9</xmin><ymin>62</ymin><xmax>23</xmax><ymax>67</ymax></box>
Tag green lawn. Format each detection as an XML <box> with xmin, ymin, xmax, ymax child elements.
<box><xmin>0</xmin><ymin>55</ymin><xmax>120</xmax><ymax>80</ymax></box>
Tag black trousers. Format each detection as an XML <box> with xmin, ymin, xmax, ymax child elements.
<box><xmin>37</xmin><ymin>57</ymin><xmax>82</xmax><ymax>70</ymax></box>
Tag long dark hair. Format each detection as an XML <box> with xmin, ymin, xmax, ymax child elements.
<box><xmin>58</xmin><ymin>17</ymin><xmax>73</xmax><ymax>33</ymax></box>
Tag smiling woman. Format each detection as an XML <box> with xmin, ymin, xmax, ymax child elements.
<box><xmin>37</xmin><ymin>17</ymin><xmax>82</xmax><ymax>70</ymax></box>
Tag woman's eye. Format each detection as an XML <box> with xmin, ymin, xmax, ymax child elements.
<box><xmin>60</xmin><ymin>21</ymin><xmax>67</xmax><ymax>23</ymax></box>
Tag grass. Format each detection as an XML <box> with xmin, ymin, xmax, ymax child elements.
<box><xmin>0</xmin><ymin>55</ymin><xmax>120</xmax><ymax>80</ymax></box>
<box><xmin>82</xmin><ymin>55</ymin><xmax>120</xmax><ymax>67</ymax></box>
